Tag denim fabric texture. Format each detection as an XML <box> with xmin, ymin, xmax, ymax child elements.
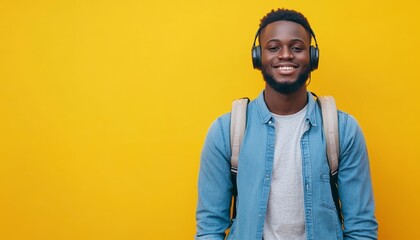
<box><xmin>195</xmin><ymin>91</ymin><xmax>378</xmax><ymax>240</ymax></box>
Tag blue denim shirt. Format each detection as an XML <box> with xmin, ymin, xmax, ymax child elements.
<box><xmin>196</xmin><ymin>91</ymin><xmax>378</xmax><ymax>240</ymax></box>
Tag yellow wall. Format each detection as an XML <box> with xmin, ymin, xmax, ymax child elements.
<box><xmin>1</xmin><ymin>0</ymin><xmax>419</xmax><ymax>239</ymax></box>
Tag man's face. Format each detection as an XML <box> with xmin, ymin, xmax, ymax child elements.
<box><xmin>259</xmin><ymin>21</ymin><xmax>311</xmax><ymax>94</ymax></box>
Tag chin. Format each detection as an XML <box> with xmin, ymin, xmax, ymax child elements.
<box><xmin>274</xmin><ymin>76</ymin><xmax>298</xmax><ymax>84</ymax></box>
<box><xmin>262</xmin><ymin>70</ymin><xmax>309</xmax><ymax>95</ymax></box>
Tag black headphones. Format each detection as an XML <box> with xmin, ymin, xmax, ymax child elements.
<box><xmin>251</xmin><ymin>26</ymin><xmax>319</xmax><ymax>71</ymax></box>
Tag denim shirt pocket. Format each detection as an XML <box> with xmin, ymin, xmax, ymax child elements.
<box><xmin>320</xmin><ymin>173</ymin><xmax>337</xmax><ymax>210</ymax></box>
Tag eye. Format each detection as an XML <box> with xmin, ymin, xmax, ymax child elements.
<box><xmin>291</xmin><ymin>46</ymin><xmax>303</xmax><ymax>52</ymax></box>
<box><xmin>268</xmin><ymin>46</ymin><xmax>279</xmax><ymax>52</ymax></box>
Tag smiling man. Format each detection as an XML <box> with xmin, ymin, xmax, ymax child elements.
<box><xmin>196</xmin><ymin>9</ymin><xmax>378</xmax><ymax>240</ymax></box>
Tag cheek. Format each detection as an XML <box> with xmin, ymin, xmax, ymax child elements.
<box><xmin>301</xmin><ymin>52</ymin><xmax>311</xmax><ymax>65</ymax></box>
<box><xmin>261</xmin><ymin>59</ymin><xmax>273</xmax><ymax>73</ymax></box>
<box><xmin>260</xmin><ymin>52</ymin><xmax>275</xmax><ymax>66</ymax></box>
<box><xmin>260</xmin><ymin>53</ymin><xmax>269</xmax><ymax>65</ymax></box>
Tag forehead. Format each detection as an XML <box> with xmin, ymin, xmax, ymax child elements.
<box><xmin>259</xmin><ymin>20</ymin><xmax>310</xmax><ymax>44</ymax></box>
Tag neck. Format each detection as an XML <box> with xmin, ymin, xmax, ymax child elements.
<box><xmin>264</xmin><ymin>84</ymin><xmax>308</xmax><ymax>115</ymax></box>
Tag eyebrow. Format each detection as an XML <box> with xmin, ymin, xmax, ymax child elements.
<box><xmin>265</xmin><ymin>38</ymin><xmax>306</xmax><ymax>45</ymax></box>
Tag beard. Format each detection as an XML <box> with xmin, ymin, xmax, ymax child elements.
<box><xmin>262</xmin><ymin>67</ymin><xmax>310</xmax><ymax>94</ymax></box>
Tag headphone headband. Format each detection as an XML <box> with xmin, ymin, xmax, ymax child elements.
<box><xmin>252</xmin><ymin>27</ymin><xmax>318</xmax><ymax>50</ymax></box>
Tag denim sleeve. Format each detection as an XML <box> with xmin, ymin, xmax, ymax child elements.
<box><xmin>195</xmin><ymin>116</ymin><xmax>233</xmax><ymax>240</ymax></box>
<box><xmin>338</xmin><ymin>113</ymin><xmax>378</xmax><ymax>240</ymax></box>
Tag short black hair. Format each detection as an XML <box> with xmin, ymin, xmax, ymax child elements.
<box><xmin>259</xmin><ymin>8</ymin><xmax>314</xmax><ymax>38</ymax></box>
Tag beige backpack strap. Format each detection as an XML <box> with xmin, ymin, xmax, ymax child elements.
<box><xmin>317</xmin><ymin>96</ymin><xmax>340</xmax><ymax>175</ymax></box>
<box><xmin>230</xmin><ymin>98</ymin><xmax>249</xmax><ymax>174</ymax></box>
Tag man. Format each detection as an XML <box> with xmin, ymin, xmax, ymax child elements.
<box><xmin>196</xmin><ymin>8</ymin><xmax>378</xmax><ymax>240</ymax></box>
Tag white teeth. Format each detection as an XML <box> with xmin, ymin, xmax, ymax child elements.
<box><xmin>278</xmin><ymin>66</ymin><xmax>294</xmax><ymax>70</ymax></box>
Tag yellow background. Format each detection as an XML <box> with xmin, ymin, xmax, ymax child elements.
<box><xmin>1</xmin><ymin>0</ymin><xmax>419</xmax><ymax>239</ymax></box>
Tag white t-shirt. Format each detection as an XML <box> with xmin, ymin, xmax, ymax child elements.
<box><xmin>263</xmin><ymin>105</ymin><xmax>308</xmax><ymax>240</ymax></box>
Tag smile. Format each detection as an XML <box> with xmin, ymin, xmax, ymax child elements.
<box><xmin>274</xmin><ymin>65</ymin><xmax>298</xmax><ymax>75</ymax></box>
<box><xmin>277</xmin><ymin>66</ymin><xmax>295</xmax><ymax>70</ymax></box>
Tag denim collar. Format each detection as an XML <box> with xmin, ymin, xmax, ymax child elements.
<box><xmin>255</xmin><ymin>91</ymin><xmax>318</xmax><ymax>126</ymax></box>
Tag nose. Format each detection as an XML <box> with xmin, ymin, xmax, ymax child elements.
<box><xmin>278</xmin><ymin>48</ymin><xmax>294</xmax><ymax>60</ymax></box>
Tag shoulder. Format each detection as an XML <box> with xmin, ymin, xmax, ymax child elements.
<box><xmin>202</xmin><ymin>112</ymin><xmax>231</xmax><ymax>157</ymax></box>
<box><xmin>204</xmin><ymin>97</ymin><xmax>259</xmax><ymax>154</ymax></box>
<box><xmin>336</xmin><ymin>110</ymin><xmax>368</xmax><ymax>156</ymax></box>
<box><xmin>207</xmin><ymin>112</ymin><xmax>231</xmax><ymax>136</ymax></box>
<box><xmin>337</xmin><ymin>110</ymin><xmax>363</xmax><ymax>136</ymax></box>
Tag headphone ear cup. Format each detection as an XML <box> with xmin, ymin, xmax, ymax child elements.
<box><xmin>310</xmin><ymin>46</ymin><xmax>319</xmax><ymax>71</ymax></box>
<box><xmin>252</xmin><ymin>45</ymin><xmax>262</xmax><ymax>70</ymax></box>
